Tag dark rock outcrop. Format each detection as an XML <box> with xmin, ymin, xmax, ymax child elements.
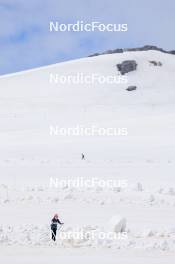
<box><xmin>126</xmin><ymin>86</ymin><xmax>137</xmax><ymax>91</ymax></box>
<box><xmin>88</xmin><ymin>52</ymin><xmax>100</xmax><ymax>57</ymax></box>
<box><xmin>88</xmin><ymin>45</ymin><xmax>175</xmax><ymax>57</ymax></box>
<box><xmin>103</xmin><ymin>49</ymin><xmax>124</xmax><ymax>55</ymax></box>
<box><xmin>169</xmin><ymin>50</ymin><xmax>175</xmax><ymax>54</ymax></box>
<box><xmin>149</xmin><ymin>60</ymin><xmax>162</xmax><ymax>66</ymax></box>
<box><xmin>126</xmin><ymin>45</ymin><xmax>166</xmax><ymax>53</ymax></box>
<box><xmin>117</xmin><ymin>60</ymin><xmax>137</xmax><ymax>75</ymax></box>
<box><xmin>88</xmin><ymin>49</ymin><xmax>124</xmax><ymax>57</ymax></box>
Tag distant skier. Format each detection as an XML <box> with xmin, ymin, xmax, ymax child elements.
<box><xmin>81</xmin><ymin>153</ymin><xmax>85</xmax><ymax>160</ymax></box>
<box><xmin>51</xmin><ymin>214</ymin><xmax>64</xmax><ymax>241</ymax></box>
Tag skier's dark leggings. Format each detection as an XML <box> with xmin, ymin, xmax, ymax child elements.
<box><xmin>52</xmin><ymin>228</ymin><xmax>57</xmax><ymax>241</ymax></box>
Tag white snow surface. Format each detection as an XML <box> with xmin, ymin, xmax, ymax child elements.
<box><xmin>0</xmin><ymin>50</ymin><xmax>175</xmax><ymax>263</ymax></box>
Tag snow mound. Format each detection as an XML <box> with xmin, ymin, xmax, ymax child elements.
<box><xmin>108</xmin><ymin>215</ymin><xmax>127</xmax><ymax>233</ymax></box>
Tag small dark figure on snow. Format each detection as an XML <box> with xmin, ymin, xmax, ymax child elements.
<box><xmin>51</xmin><ymin>214</ymin><xmax>64</xmax><ymax>241</ymax></box>
<box><xmin>81</xmin><ymin>153</ymin><xmax>85</xmax><ymax>160</ymax></box>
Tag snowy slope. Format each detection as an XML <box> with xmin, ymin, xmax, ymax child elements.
<box><xmin>0</xmin><ymin>50</ymin><xmax>175</xmax><ymax>263</ymax></box>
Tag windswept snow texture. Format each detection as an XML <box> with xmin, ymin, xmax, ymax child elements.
<box><xmin>0</xmin><ymin>50</ymin><xmax>175</xmax><ymax>263</ymax></box>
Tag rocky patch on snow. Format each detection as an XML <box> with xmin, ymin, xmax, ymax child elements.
<box><xmin>126</xmin><ymin>86</ymin><xmax>137</xmax><ymax>91</ymax></box>
<box><xmin>117</xmin><ymin>60</ymin><xmax>137</xmax><ymax>75</ymax></box>
<box><xmin>88</xmin><ymin>45</ymin><xmax>175</xmax><ymax>57</ymax></box>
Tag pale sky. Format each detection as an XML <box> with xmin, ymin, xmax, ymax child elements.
<box><xmin>0</xmin><ymin>0</ymin><xmax>174</xmax><ymax>75</ymax></box>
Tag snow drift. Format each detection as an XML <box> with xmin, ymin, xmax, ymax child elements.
<box><xmin>108</xmin><ymin>215</ymin><xmax>127</xmax><ymax>233</ymax></box>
